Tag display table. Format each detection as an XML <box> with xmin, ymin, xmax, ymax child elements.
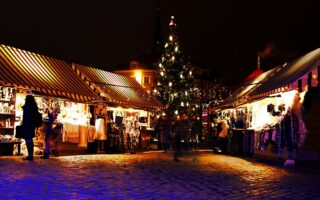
<box><xmin>231</xmin><ymin>128</ymin><xmax>254</xmax><ymax>156</ymax></box>
<box><xmin>0</xmin><ymin>141</ymin><xmax>21</xmax><ymax>156</ymax></box>
<box><xmin>139</xmin><ymin>129</ymin><xmax>152</xmax><ymax>149</ymax></box>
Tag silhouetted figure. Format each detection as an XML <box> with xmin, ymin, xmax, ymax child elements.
<box><xmin>172</xmin><ymin>113</ymin><xmax>191</xmax><ymax>161</ymax></box>
<box><xmin>190</xmin><ymin>115</ymin><xmax>201</xmax><ymax>150</ymax></box>
<box><xmin>155</xmin><ymin>115</ymin><xmax>171</xmax><ymax>152</ymax></box>
<box><xmin>21</xmin><ymin>95</ymin><xmax>39</xmax><ymax>161</ymax></box>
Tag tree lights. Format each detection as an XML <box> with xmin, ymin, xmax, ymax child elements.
<box><xmin>154</xmin><ymin>16</ymin><xmax>196</xmax><ymax>117</ymax></box>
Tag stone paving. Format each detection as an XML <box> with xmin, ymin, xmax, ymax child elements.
<box><xmin>1</xmin><ymin>150</ymin><xmax>320</xmax><ymax>200</ymax></box>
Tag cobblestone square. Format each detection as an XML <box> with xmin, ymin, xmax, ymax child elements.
<box><xmin>1</xmin><ymin>151</ymin><xmax>320</xmax><ymax>200</ymax></box>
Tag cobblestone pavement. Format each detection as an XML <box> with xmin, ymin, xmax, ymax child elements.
<box><xmin>1</xmin><ymin>150</ymin><xmax>320</xmax><ymax>200</ymax></box>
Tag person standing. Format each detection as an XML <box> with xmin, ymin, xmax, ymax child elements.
<box><xmin>182</xmin><ymin>114</ymin><xmax>192</xmax><ymax>151</ymax></box>
<box><xmin>172</xmin><ymin>116</ymin><xmax>182</xmax><ymax>161</ymax></box>
<box><xmin>191</xmin><ymin>115</ymin><xmax>201</xmax><ymax>150</ymax></box>
<box><xmin>41</xmin><ymin>105</ymin><xmax>59</xmax><ymax>159</ymax></box>
<box><xmin>21</xmin><ymin>95</ymin><xmax>39</xmax><ymax>161</ymax></box>
<box><xmin>158</xmin><ymin>115</ymin><xmax>171</xmax><ymax>153</ymax></box>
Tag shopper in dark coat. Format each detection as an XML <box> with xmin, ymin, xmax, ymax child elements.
<box><xmin>191</xmin><ymin>115</ymin><xmax>201</xmax><ymax>150</ymax></box>
<box><xmin>41</xmin><ymin>105</ymin><xmax>59</xmax><ymax>159</ymax></box>
<box><xmin>22</xmin><ymin>95</ymin><xmax>39</xmax><ymax>161</ymax></box>
<box><xmin>172</xmin><ymin>113</ymin><xmax>191</xmax><ymax>161</ymax></box>
<box><xmin>156</xmin><ymin>115</ymin><xmax>171</xmax><ymax>152</ymax></box>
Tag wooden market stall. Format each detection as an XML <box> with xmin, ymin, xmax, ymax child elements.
<box><xmin>71</xmin><ymin>63</ymin><xmax>164</xmax><ymax>153</ymax></box>
<box><xmin>0</xmin><ymin>44</ymin><xmax>100</xmax><ymax>156</ymax></box>
<box><xmin>212</xmin><ymin>48</ymin><xmax>320</xmax><ymax>164</ymax></box>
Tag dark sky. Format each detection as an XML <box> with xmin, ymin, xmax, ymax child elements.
<box><xmin>1</xmin><ymin>0</ymin><xmax>319</xmax><ymax>83</ymax></box>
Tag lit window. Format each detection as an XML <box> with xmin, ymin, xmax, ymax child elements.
<box><xmin>144</xmin><ymin>76</ymin><xmax>150</xmax><ymax>84</ymax></box>
<box><xmin>131</xmin><ymin>63</ymin><xmax>138</xmax><ymax>69</ymax></box>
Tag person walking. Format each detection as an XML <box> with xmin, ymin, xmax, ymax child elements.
<box><xmin>190</xmin><ymin>115</ymin><xmax>201</xmax><ymax>150</ymax></box>
<box><xmin>172</xmin><ymin>113</ymin><xmax>191</xmax><ymax>161</ymax></box>
<box><xmin>41</xmin><ymin>104</ymin><xmax>59</xmax><ymax>159</ymax></box>
<box><xmin>21</xmin><ymin>95</ymin><xmax>39</xmax><ymax>161</ymax></box>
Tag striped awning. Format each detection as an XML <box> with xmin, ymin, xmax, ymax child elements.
<box><xmin>250</xmin><ymin>48</ymin><xmax>320</xmax><ymax>98</ymax></box>
<box><xmin>72</xmin><ymin>63</ymin><xmax>164</xmax><ymax>110</ymax></box>
<box><xmin>212</xmin><ymin>67</ymin><xmax>279</xmax><ymax>110</ymax></box>
<box><xmin>0</xmin><ymin>44</ymin><xmax>99</xmax><ymax>102</ymax></box>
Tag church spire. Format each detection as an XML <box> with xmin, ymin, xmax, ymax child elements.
<box><xmin>152</xmin><ymin>0</ymin><xmax>163</xmax><ymax>58</ymax></box>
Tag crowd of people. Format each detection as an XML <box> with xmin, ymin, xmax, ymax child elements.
<box><xmin>155</xmin><ymin>112</ymin><xmax>202</xmax><ymax>161</ymax></box>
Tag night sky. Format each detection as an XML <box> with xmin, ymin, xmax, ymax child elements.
<box><xmin>1</xmin><ymin>0</ymin><xmax>319</xmax><ymax>83</ymax></box>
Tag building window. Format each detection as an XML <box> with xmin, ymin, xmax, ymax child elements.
<box><xmin>131</xmin><ymin>63</ymin><xmax>137</xmax><ymax>69</ymax></box>
<box><xmin>144</xmin><ymin>76</ymin><xmax>150</xmax><ymax>84</ymax></box>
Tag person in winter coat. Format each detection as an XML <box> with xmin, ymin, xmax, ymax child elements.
<box><xmin>41</xmin><ymin>104</ymin><xmax>59</xmax><ymax>159</ymax></box>
<box><xmin>21</xmin><ymin>95</ymin><xmax>39</xmax><ymax>161</ymax></box>
<box><xmin>190</xmin><ymin>115</ymin><xmax>201</xmax><ymax>150</ymax></box>
<box><xmin>156</xmin><ymin>115</ymin><xmax>171</xmax><ymax>153</ymax></box>
<box><xmin>172</xmin><ymin>113</ymin><xmax>191</xmax><ymax>161</ymax></box>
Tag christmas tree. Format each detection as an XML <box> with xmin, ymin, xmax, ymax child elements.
<box><xmin>154</xmin><ymin>16</ymin><xmax>196</xmax><ymax>117</ymax></box>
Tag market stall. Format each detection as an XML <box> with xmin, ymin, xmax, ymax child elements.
<box><xmin>0</xmin><ymin>44</ymin><xmax>99</xmax><ymax>156</ymax></box>
<box><xmin>213</xmin><ymin>48</ymin><xmax>320</xmax><ymax>164</ymax></box>
<box><xmin>71</xmin><ymin>64</ymin><xmax>164</xmax><ymax>153</ymax></box>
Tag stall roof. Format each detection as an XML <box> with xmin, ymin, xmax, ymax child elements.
<box><xmin>250</xmin><ymin>48</ymin><xmax>320</xmax><ymax>97</ymax></box>
<box><xmin>212</xmin><ymin>67</ymin><xmax>279</xmax><ymax>110</ymax></box>
<box><xmin>0</xmin><ymin>44</ymin><xmax>99</xmax><ymax>102</ymax></box>
<box><xmin>72</xmin><ymin>63</ymin><xmax>164</xmax><ymax>110</ymax></box>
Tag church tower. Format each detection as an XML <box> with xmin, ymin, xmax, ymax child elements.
<box><xmin>152</xmin><ymin>0</ymin><xmax>163</xmax><ymax>59</ymax></box>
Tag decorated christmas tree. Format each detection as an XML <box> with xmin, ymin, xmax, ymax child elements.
<box><xmin>154</xmin><ymin>16</ymin><xmax>196</xmax><ymax>117</ymax></box>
